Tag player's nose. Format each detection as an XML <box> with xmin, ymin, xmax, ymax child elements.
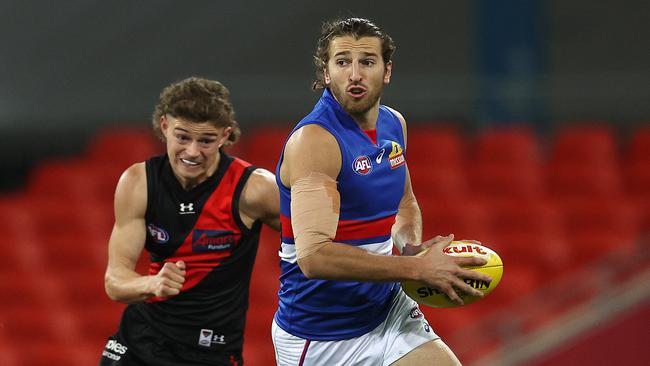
<box><xmin>185</xmin><ymin>140</ymin><xmax>201</xmax><ymax>156</ymax></box>
<box><xmin>349</xmin><ymin>62</ymin><xmax>362</xmax><ymax>82</ymax></box>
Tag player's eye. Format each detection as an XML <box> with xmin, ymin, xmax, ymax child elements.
<box><xmin>176</xmin><ymin>134</ymin><xmax>191</xmax><ymax>143</ymax></box>
<box><xmin>198</xmin><ymin>138</ymin><xmax>216</xmax><ymax>145</ymax></box>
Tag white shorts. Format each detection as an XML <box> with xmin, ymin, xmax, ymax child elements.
<box><xmin>272</xmin><ymin>290</ymin><xmax>439</xmax><ymax>366</ymax></box>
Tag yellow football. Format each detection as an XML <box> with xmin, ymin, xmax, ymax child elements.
<box><xmin>401</xmin><ymin>241</ymin><xmax>503</xmax><ymax>308</ymax></box>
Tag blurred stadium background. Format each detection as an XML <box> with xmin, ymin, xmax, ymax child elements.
<box><xmin>0</xmin><ymin>1</ymin><xmax>648</xmax><ymax>365</ymax></box>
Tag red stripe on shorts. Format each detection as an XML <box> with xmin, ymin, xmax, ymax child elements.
<box><xmin>298</xmin><ymin>340</ymin><xmax>311</xmax><ymax>366</ymax></box>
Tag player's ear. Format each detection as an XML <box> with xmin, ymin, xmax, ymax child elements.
<box><xmin>160</xmin><ymin>114</ymin><xmax>169</xmax><ymax>132</ymax></box>
<box><xmin>323</xmin><ymin>67</ymin><xmax>331</xmax><ymax>85</ymax></box>
<box><xmin>219</xmin><ymin>127</ymin><xmax>232</xmax><ymax>147</ymax></box>
<box><xmin>384</xmin><ymin>61</ymin><xmax>392</xmax><ymax>84</ymax></box>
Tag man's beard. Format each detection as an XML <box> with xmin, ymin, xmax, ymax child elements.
<box><xmin>330</xmin><ymin>83</ymin><xmax>383</xmax><ymax>117</ymax></box>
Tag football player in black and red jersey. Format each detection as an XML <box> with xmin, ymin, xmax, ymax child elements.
<box><xmin>100</xmin><ymin>77</ymin><xmax>280</xmax><ymax>366</ymax></box>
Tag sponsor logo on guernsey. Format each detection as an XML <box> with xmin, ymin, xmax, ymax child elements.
<box><xmin>102</xmin><ymin>339</ymin><xmax>128</xmax><ymax>361</ymax></box>
<box><xmin>198</xmin><ymin>329</ymin><xmax>227</xmax><ymax>347</ymax></box>
<box><xmin>198</xmin><ymin>329</ymin><xmax>213</xmax><ymax>347</ymax></box>
<box><xmin>388</xmin><ymin>141</ymin><xmax>405</xmax><ymax>169</ymax></box>
<box><xmin>375</xmin><ymin>148</ymin><xmax>386</xmax><ymax>164</ymax></box>
<box><xmin>179</xmin><ymin>202</ymin><xmax>195</xmax><ymax>215</ymax></box>
<box><xmin>192</xmin><ymin>230</ymin><xmax>236</xmax><ymax>252</ymax></box>
<box><xmin>409</xmin><ymin>306</ymin><xmax>423</xmax><ymax>319</ymax></box>
<box><xmin>147</xmin><ymin>223</ymin><xmax>169</xmax><ymax>244</ymax></box>
<box><xmin>353</xmin><ymin>155</ymin><xmax>373</xmax><ymax>175</ymax></box>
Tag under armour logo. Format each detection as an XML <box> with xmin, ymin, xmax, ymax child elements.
<box><xmin>213</xmin><ymin>334</ymin><xmax>226</xmax><ymax>344</ymax></box>
<box><xmin>180</xmin><ymin>203</ymin><xmax>195</xmax><ymax>214</ymax></box>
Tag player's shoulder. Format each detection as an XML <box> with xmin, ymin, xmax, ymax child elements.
<box><xmin>246</xmin><ymin>167</ymin><xmax>276</xmax><ymax>188</ymax></box>
<box><xmin>115</xmin><ymin>162</ymin><xmax>147</xmax><ymax>198</ymax></box>
<box><xmin>287</xmin><ymin>123</ymin><xmax>338</xmax><ymax>151</ymax></box>
<box><xmin>240</xmin><ymin>168</ymin><xmax>277</xmax><ymax>204</ymax></box>
<box><xmin>119</xmin><ymin>162</ymin><xmax>146</xmax><ymax>186</ymax></box>
<box><xmin>113</xmin><ymin>162</ymin><xmax>148</xmax><ymax>218</ymax></box>
<box><xmin>383</xmin><ymin>105</ymin><xmax>407</xmax><ymax>126</ymax></box>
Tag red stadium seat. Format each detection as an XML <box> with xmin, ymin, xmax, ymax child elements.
<box><xmin>555</xmin><ymin>198</ymin><xmax>640</xmax><ymax>264</ymax></box>
<box><xmin>547</xmin><ymin>124</ymin><xmax>623</xmax><ymax>199</ymax></box>
<box><xmin>422</xmin><ymin>305</ymin><xmax>480</xmax><ymax>339</ymax></box>
<box><xmin>20</xmin><ymin>196</ymin><xmax>113</xmax><ymax>239</ymax></box>
<box><xmin>418</xmin><ymin>197</ymin><xmax>494</xmax><ymax>243</ymax></box>
<box><xmin>240</xmin><ymin>125</ymin><xmax>292</xmax><ymax>171</ymax></box>
<box><xmin>406</xmin><ymin>125</ymin><xmax>466</xmax><ymax>169</ymax></box>
<box><xmin>27</xmin><ymin>158</ymin><xmax>124</xmax><ymax>204</ymax></box>
<box><xmin>546</xmin><ymin>162</ymin><xmax>623</xmax><ymax>199</ymax></box>
<box><xmin>624</xmin><ymin>126</ymin><xmax>650</xmax><ymax>231</ymax></box>
<box><xmin>550</xmin><ymin>124</ymin><xmax>619</xmax><ymax>165</ymax></box>
<box><xmin>472</xmin><ymin>163</ymin><xmax>545</xmax><ymax>200</ymax></box>
<box><xmin>86</xmin><ymin>126</ymin><xmax>163</xmax><ymax>168</ymax></box>
<box><xmin>626</xmin><ymin>125</ymin><xmax>650</xmax><ymax>164</ymax></box>
<box><xmin>410</xmin><ymin>164</ymin><xmax>469</xmax><ymax>200</ymax></box>
<box><xmin>473</xmin><ymin>127</ymin><xmax>540</xmax><ymax>167</ymax></box>
<box><xmin>487</xmin><ymin>199</ymin><xmax>571</xmax><ymax>275</ymax></box>
<box><xmin>3</xmin><ymin>338</ymin><xmax>99</xmax><ymax>366</ymax></box>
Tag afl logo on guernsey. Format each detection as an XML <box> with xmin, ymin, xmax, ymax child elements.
<box><xmin>353</xmin><ymin>155</ymin><xmax>373</xmax><ymax>175</ymax></box>
<box><xmin>147</xmin><ymin>224</ymin><xmax>169</xmax><ymax>244</ymax></box>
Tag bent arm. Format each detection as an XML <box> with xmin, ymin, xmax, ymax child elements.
<box><xmin>239</xmin><ymin>168</ymin><xmax>281</xmax><ymax>231</ymax></box>
<box><xmin>392</xmin><ymin>165</ymin><xmax>422</xmax><ymax>253</ymax></box>
<box><xmin>282</xmin><ymin>124</ymin><xmax>424</xmax><ymax>282</ymax></box>
<box><xmin>385</xmin><ymin>106</ymin><xmax>424</xmax><ymax>254</ymax></box>
<box><xmin>104</xmin><ymin>163</ymin><xmax>156</xmax><ymax>303</ymax></box>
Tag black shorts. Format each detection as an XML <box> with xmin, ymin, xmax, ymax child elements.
<box><xmin>99</xmin><ymin>311</ymin><xmax>243</xmax><ymax>366</ymax></box>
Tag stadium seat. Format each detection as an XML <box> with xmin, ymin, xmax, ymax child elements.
<box><xmin>410</xmin><ymin>164</ymin><xmax>468</xmax><ymax>200</ymax></box>
<box><xmin>546</xmin><ymin>162</ymin><xmax>623</xmax><ymax>199</ymax></box>
<box><xmin>471</xmin><ymin>163</ymin><xmax>545</xmax><ymax>200</ymax></box>
<box><xmin>423</xmin><ymin>306</ymin><xmax>480</xmax><ymax>339</ymax></box>
<box><xmin>86</xmin><ymin>127</ymin><xmax>163</xmax><ymax>167</ymax></box>
<box><xmin>473</xmin><ymin>127</ymin><xmax>540</xmax><ymax>167</ymax></box>
<box><xmin>418</xmin><ymin>197</ymin><xmax>494</xmax><ymax>243</ymax></box>
<box><xmin>550</xmin><ymin>124</ymin><xmax>619</xmax><ymax>165</ymax></box>
<box><xmin>406</xmin><ymin>125</ymin><xmax>466</xmax><ymax>169</ymax></box>
<box><xmin>21</xmin><ymin>196</ymin><xmax>113</xmax><ymax>239</ymax></box>
<box><xmin>238</xmin><ymin>125</ymin><xmax>292</xmax><ymax>171</ymax></box>
<box><xmin>487</xmin><ymin>199</ymin><xmax>571</xmax><ymax>275</ymax></box>
<box><xmin>624</xmin><ymin>126</ymin><xmax>650</xmax><ymax>231</ymax></box>
<box><xmin>27</xmin><ymin>158</ymin><xmax>124</xmax><ymax>204</ymax></box>
<box><xmin>555</xmin><ymin>198</ymin><xmax>640</xmax><ymax>264</ymax></box>
<box><xmin>626</xmin><ymin>125</ymin><xmax>650</xmax><ymax>164</ymax></box>
<box><xmin>3</xmin><ymin>338</ymin><xmax>99</xmax><ymax>366</ymax></box>
<box><xmin>74</xmin><ymin>301</ymin><xmax>124</xmax><ymax>345</ymax></box>
<box><xmin>487</xmin><ymin>263</ymin><xmax>543</xmax><ymax>306</ymax></box>
<box><xmin>546</xmin><ymin>123</ymin><xmax>622</xmax><ymax>200</ymax></box>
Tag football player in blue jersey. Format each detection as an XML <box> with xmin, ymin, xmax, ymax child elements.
<box><xmin>272</xmin><ymin>18</ymin><xmax>491</xmax><ymax>365</ymax></box>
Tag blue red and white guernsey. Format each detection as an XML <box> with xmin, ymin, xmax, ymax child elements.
<box><xmin>274</xmin><ymin>88</ymin><xmax>407</xmax><ymax>340</ymax></box>
<box><xmin>105</xmin><ymin>152</ymin><xmax>260</xmax><ymax>365</ymax></box>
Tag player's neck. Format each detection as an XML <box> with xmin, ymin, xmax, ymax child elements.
<box><xmin>350</xmin><ymin>106</ymin><xmax>379</xmax><ymax>131</ymax></box>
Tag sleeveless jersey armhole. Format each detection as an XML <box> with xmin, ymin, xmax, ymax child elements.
<box><xmin>231</xmin><ymin>166</ymin><xmax>262</xmax><ymax>233</ymax></box>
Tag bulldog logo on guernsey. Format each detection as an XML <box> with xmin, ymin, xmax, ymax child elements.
<box><xmin>353</xmin><ymin>155</ymin><xmax>373</xmax><ymax>175</ymax></box>
<box><xmin>388</xmin><ymin>141</ymin><xmax>405</xmax><ymax>169</ymax></box>
<box><xmin>147</xmin><ymin>223</ymin><xmax>169</xmax><ymax>244</ymax></box>
<box><xmin>192</xmin><ymin>230</ymin><xmax>236</xmax><ymax>252</ymax></box>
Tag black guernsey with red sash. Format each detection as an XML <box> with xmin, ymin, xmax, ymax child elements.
<box><xmin>104</xmin><ymin>152</ymin><xmax>261</xmax><ymax>365</ymax></box>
